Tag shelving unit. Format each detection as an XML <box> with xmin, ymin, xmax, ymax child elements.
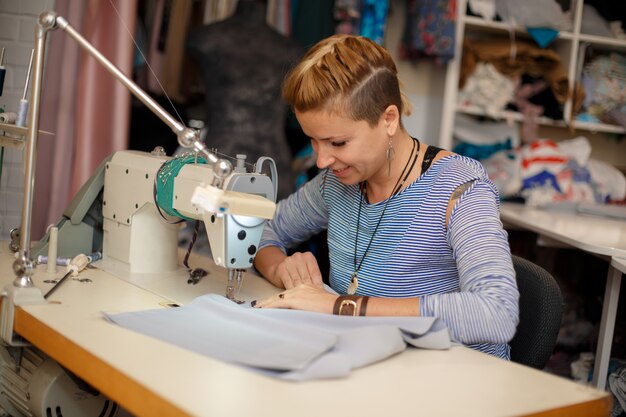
<box><xmin>439</xmin><ymin>0</ymin><xmax>626</xmax><ymax>151</ymax></box>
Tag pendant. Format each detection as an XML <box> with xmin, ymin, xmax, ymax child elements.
<box><xmin>347</xmin><ymin>272</ymin><xmax>358</xmax><ymax>295</ymax></box>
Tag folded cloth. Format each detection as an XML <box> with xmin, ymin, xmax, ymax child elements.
<box><xmin>104</xmin><ymin>294</ymin><xmax>451</xmax><ymax>381</ymax></box>
<box><xmin>609</xmin><ymin>366</ymin><xmax>626</xmax><ymax>416</ymax></box>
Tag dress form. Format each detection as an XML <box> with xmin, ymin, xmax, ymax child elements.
<box><xmin>187</xmin><ymin>0</ymin><xmax>303</xmax><ymax>200</ymax></box>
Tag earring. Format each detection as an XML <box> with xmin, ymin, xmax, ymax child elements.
<box><xmin>386</xmin><ymin>136</ymin><xmax>394</xmax><ymax>177</ymax></box>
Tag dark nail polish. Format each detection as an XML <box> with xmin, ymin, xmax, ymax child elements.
<box><xmin>251</xmin><ymin>300</ymin><xmax>257</xmax><ymax>307</ymax></box>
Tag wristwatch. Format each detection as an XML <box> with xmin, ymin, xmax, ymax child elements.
<box><xmin>333</xmin><ymin>296</ymin><xmax>359</xmax><ymax>316</ymax></box>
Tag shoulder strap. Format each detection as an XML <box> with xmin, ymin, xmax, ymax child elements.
<box><xmin>421</xmin><ymin>145</ymin><xmax>444</xmax><ymax>174</ymax></box>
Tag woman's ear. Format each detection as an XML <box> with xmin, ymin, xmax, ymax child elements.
<box><xmin>382</xmin><ymin>105</ymin><xmax>400</xmax><ymax>136</ymax></box>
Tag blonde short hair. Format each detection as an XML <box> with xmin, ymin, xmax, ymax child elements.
<box><xmin>282</xmin><ymin>34</ymin><xmax>412</xmax><ymax>127</ymax></box>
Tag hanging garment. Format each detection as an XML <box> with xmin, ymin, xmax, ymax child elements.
<box><xmin>334</xmin><ymin>0</ymin><xmax>362</xmax><ymax>36</ymax></box>
<box><xmin>401</xmin><ymin>0</ymin><xmax>457</xmax><ymax>64</ymax></box>
<box><xmin>360</xmin><ymin>0</ymin><xmax>389</xmax><ymax>44</ymax></box>
<box><xmin>334</xmin><ymin>0</ymin><xmax>389</xmax><ymax>44</ymax></box>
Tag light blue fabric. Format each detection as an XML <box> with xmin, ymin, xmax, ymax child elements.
<box><xmin>104</xmin><ymin>294</ymin><xmax>451</xmax><ymax>381</ymax></box>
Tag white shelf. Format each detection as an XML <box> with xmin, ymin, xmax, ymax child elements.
<box><xmin>439</xmin><ymin>0</ymin><xmax>626</xmax><ymax>153</ymax></box>
<box><xmin>578</xmin><ymin>33</ymin><xmax>626</xmax><ymax>50</ymax></box>
<box><xmin>457</xmin><ymin>104</ymin><xmax>626</xmax><ymax>134</ymax></box>
<box><xmin>463</xmin><ymin>16</ymin><xmax>575</xmax><ymax>40</ymax></box>
<box><xmin>462</xmin><ymin>16</ymin><xmax>626</xmax><ymax>49</ymax></box>
<box><xmin>572</xmin><ymin>120</ymin><xmax>626</xmax><ymax>134</ymax></box>
<box><xmin>456</xmin><ymin>104</ymin><xmax>567</xmax><ymax>127</ymax></box>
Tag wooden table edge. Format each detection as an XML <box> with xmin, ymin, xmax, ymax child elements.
<box><xmin>14</xmin><ymin>306</ymin><xmax>191</xmax><ymax>417</ymax></box>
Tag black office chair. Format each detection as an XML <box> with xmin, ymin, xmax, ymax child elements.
<box><xmin>509</xmin><ymin>255</ymin><xmax>564</xmax><ymax>369</ymax></box>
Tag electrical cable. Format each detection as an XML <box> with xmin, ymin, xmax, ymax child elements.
<box><xmin>106</xmin><ymin>0</ymin><xmax>185</xmax><ymax>126</ymax></box>
<box><xmin>104</xmin><ymin>0</ymin><xmax>256</xmax><ymax>172</ymax></box>
<box><xmin>0</xmin><ymin>147</ymin><xmax>4</xmax><ymax>188</ymax></box>
<box><xmin>0</xmin><ymin>48</ymin><xmax>6</xmax><ymax>96</ymax></box>
<box><xmin>184</xmin><ymin>220</ymin><xmax>208</xmax><ymax>285</ymax></box>
<box><xmin>0</xmin><ymin>48</ymin><xmax>5</xmax><ymax>188</ymax></box>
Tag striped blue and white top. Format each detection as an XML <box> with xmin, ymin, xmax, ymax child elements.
<box><xmin>260</xmin><ymin>155</ymin><xmax>519</xmax><ymax>359</ymax></box>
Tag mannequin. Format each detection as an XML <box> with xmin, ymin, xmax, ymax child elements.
<box><xmin>187</xmin><ymin>0</ymin><xmax>303</xmax><ymax>200</ymax></box>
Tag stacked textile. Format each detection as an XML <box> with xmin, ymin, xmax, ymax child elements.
<box><xmin>482</xmin><ymin>137</ymin><xmax>626</xmax><ymax>206</ymax></box>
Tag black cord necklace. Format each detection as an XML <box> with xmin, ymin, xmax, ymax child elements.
<box><xmin>348</xmin><ymin>137</ymin><xmax>420</xmax><ymax>295</ymax></box>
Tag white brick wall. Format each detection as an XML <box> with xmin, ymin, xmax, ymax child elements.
<box><xmin>0</xmin><ymin>0</ymin><xmax>55</xmax><ymax>239</ymax></box>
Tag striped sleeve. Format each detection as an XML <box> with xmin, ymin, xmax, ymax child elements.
<box><xmin>419</xmin><ymin>180</ymin><xmax>520</xmax><ymax>345</ymax></box>
<box><xmin>259</xmin><ymin>172</ymin><xmax>329</xmax><ymax>253</ymax></box>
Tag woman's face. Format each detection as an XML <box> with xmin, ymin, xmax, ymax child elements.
<box><xmin>295</xmin><ymin>108</ymin><xmax>390</xmax><ymax>186</ymax></box>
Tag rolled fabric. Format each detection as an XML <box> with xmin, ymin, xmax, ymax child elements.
<box><xmin>0</xmin><ymin>112</ymin><xmax>17</xmax><ymax>124</ymax></box>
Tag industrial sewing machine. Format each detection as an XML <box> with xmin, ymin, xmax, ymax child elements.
<box><xmin>0</xmin><ymin>149</ymin><xmax>277</xmax><ymax>417</ymax></box>
<box><xmin>0</xmin><ymin>11</ymin><xmax>277</xmax><ymax>417</ymax></box>
<box><xmin>98</xmin><ymin>148</ymin><xmax>276</xmax><ymax>296</ymax></box>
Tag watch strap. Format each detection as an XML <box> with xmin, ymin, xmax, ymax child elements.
<box><xmin>333</xmin><ymin>295</ymin><xmax>360</xmax><ymax>316</ymax></box>
<box><xmin>359</xmin><ymin>296</ymin><xmax>370</xmax><ymax>316</ymax></box>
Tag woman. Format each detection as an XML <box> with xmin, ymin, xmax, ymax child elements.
<box><xmin>253</xmin><ymin>34</ymin><xmax>519</xmax><ymax>359</ymax></box>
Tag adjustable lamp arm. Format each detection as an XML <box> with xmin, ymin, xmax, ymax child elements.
<box><xmin>13</xmin><ymin>11</ymin><xmax>229</xmax><ymax>288</ymax></box>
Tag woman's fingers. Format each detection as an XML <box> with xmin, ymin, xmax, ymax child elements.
<box><xmin>252</xmin><ymin>284</ymin><xmax>336</xmax><ymax>314</ymax></box>
<box><xmin>254</xmin><ymin>288</ymin><xmax>293</xmax><ymax>308</ymax></box>
<box><xmin>277</xmin><ymin>252</ymin><xmax>322</xmax><ymax>289</ymax></box>
<box><xmin>304</xmin><ymin>254</ymin><xmax>324</xmax><ymax>287</ymax></box>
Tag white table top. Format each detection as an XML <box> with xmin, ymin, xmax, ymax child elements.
<box><xmin>500</xmin><ymin>202</ymin><xmax>626</xmax><ymax>258</ymax></box>
<box><xmin>0</xmin><ymin>243</ymin><xmax>611</xmax><ymax>417</ymax></box>
<box><xmin>612</xmin><ymin>257</ymin><xmax>626</xmax><ymax>275</ymax></box>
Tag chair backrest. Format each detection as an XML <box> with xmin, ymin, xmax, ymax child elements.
<box><xmin>509</xmin><ymin>255</ymin><xmax>564</xmax><ymax>369</ymax></box>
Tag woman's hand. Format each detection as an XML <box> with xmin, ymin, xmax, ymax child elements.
<box><xmin>253</xmin><ymin>283</ymin><xmax>337</xmax><ymax>314</ymax></box>
<box><xmin>271</xmin><ymin>251</ymin><xmax>324</xmax><ymax>290</ymax></box>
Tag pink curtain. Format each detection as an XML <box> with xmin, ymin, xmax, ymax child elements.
<box><xmin>33</xmin><ymin>0</ymin><xmax>137</xmax><ymax>239</ymax></box>
<box><xmin>33</xmin><ymin>0</ymin><xmax>85</xmax><ymax>239</ymax></box>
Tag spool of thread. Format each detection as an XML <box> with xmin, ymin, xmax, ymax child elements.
<box><xmin>88</xmin><ymin>251</ymin><xmax>102</xmax><ymax>262</ymax></box>
<box><xmin>156</xmin><ymin>154</ymin><xmax>208</xmax><ymax>220</ymax></box>
<box><xmin>0</xmin><ymin>47</ymin><xmax>5</xmax><ymax>96</ymax></box>
<box><xmin>36</xmin><ymin>255</ymin><xmax>70</xmax><ymax>266</ymax></box>
<box><xmin>16</xmin><ymin>99</ymin><xmax>28</xmax><ymax>127</ymax></box>
<box><xmin>0</xmin><ymin>112</ymin><xmax>17</xmax><ymax>124</ymax></box>
<box><xmin>0</xmin><ymin>66</ymin><xmax>5</xmax><ymax>96</ymax></box>
<box><xmin>47</xmin><ymin>227</ymin><xmax>58</xmax><ymax>273</ymax></box>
